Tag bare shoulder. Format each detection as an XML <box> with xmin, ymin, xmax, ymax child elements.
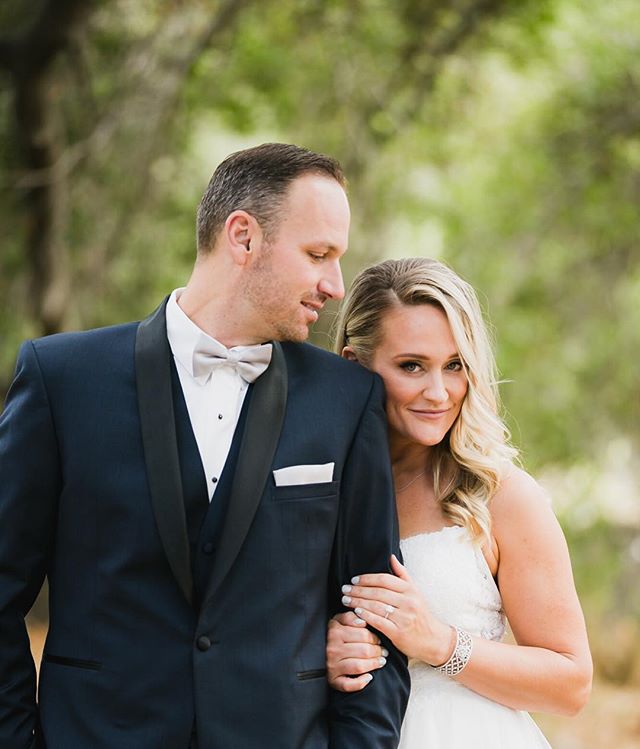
<box><xmin>490</xmin><ymin>464</ymin><xmax>562</xmax><ymax>556</ymax></box>
<box><xmin>492</xmin><ymin>464</ymin><xmax>553</xmax><ymax>522</ymax></box>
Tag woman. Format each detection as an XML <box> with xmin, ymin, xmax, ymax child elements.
<box><xmin>327</xmin><ymin>257</ymin><xmax>592</xmax><ymax>747</ymax></box>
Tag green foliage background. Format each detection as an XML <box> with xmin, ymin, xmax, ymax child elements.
<box><xmin>1</xmin><ymin>0</ymin><xmax>639</xmax><ymax>736</ymax></box>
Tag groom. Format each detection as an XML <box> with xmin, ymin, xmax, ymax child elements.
<box><xmin>0</xmin><ymin>143</ymin><xmax>409</xmax><ymax>748</ymax></box>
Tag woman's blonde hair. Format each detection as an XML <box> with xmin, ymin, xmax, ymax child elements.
<box><xmin>334</xmin><ymin>257</ymin><xmax>517</xmax><ymax>542</ymax></box>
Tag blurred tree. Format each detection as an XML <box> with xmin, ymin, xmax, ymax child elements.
<box><xmin>0</xmin><ymin>0</ymin><xmax>93</xmax><ymax>335</ymax></box>
<box><xmin>0</xmin><ymin>0</ymin><xmax>253</xmax><ymax>380</ymax></box>
<box><xmin>0</xmin><ymin>0</ymin><xmax>637</xmax><ymax>475</ymax></box>
<box><xmin>426</xmin><ymin>1</ymin><xmax>640</xmax><ymax>468</ymax></box>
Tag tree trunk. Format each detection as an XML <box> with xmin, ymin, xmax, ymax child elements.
<box><xmin>1</xmin><ymin>0</ymin><xmax>93</xmax><ymax>334</ymax></box>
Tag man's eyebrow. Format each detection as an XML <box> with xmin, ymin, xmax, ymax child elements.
<box><xmin>306</xmin><ymin>242</ymin><xmax>338</xmax><ymax>250</ymax></box>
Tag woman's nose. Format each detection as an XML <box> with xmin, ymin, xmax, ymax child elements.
<box><xmin>422</xmin><ymin>372</ymin><xmax>447</xmax><ymax>403</ymax></box>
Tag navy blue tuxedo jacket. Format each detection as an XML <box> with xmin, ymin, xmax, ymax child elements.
<box><xmin>0</xmin><ymin>301</ymin><xmax>409</xmax><ymax>749</ymax></box>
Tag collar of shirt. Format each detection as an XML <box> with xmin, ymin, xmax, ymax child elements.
<box><xmin>166</xmin><ymin>287</ymin><xmax>258</xmax><ymax>387</ymax></box>
<box><xmin>166</xmin><ymin>288</ymin><xmax>211</xmax><ymax>379</ymax></box>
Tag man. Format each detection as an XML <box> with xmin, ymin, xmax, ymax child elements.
<box><xmin>0</xmin><ymin>143</ymin><xmax>409</xmax><ymax>748</ymax></box>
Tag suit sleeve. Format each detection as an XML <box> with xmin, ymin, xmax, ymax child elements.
<box><xmin>0</xmin><ymin>342</ymin><xmax>61</xmax><ymax>748</ymax></box>
<box><xmin>328</xmin><ymin>373</ymin><xmax>410</xmax><ymax>748</ymax></box>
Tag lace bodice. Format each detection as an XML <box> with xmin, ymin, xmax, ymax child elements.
<box><xmin>400</xmin><ymin>525</ymin><xmax>505</xmax><ymax>691</ymax></box>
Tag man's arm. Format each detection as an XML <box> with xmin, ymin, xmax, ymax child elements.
<box><xmin>0</xmin><ymin>342</ymin><xmax>61</xmax><ymax>748</ymax></box>
<box><xmin>329</xmin><ymin>374</ymin><xmax>410</xmax><ymax>748</ymax></box>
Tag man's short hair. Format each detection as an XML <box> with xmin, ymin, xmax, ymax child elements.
<box><xmin>196</xmin><ymin>143</ymin><xmax>346</xmax><ymax>253</ymax></box>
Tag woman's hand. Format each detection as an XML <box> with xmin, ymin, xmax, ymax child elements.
<box><xmin>326</xmin><ymin>612</ymin><xmax>389</xmax><ymax>692</ymax></box>
<box><xmin>341</xmin><ymin>554</ymin><xmax>454</xmax><ymax>666</ymax></box>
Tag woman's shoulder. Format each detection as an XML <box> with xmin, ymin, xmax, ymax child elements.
<box><xmin>492</xmin><ymin>463</ymin><xmax>552</xmax><ymax>516</ymax></box>
<box><xmin>490</xmin><ymin>463</ymin><xmax>563</xmax><ymax>561</ymax></box>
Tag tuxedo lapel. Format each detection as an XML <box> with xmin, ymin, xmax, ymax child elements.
<box><xmin>135</xmin><ymin>299</ymin><xmax>193</xmax><ymax>605</ymax></box>
<box><xmin>203</xmin><ymin>341</ymin><xmax>287</xmax><ymax>603</ymax></box>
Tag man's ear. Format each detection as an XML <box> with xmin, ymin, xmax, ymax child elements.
<box><xmin>342</xmin><ymin>345</ymin><xmax>359</xmax><ymax>362</ymax></box>
<box><xmin>225</xmin><ymin>210</ymin><xmax>262</xmax><ymax>265</ymax></box>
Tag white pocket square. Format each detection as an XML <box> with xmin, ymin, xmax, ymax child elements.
<box><xmin>273</xmin><ymin>462</ymin><xmax>335</xmax><ymax>487</ymax></box>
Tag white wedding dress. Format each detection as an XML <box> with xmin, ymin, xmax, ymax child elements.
<box><xmin>398</xmin><ymin>526</ymin><xmax>552</xmax><ymax>748</ymax></box>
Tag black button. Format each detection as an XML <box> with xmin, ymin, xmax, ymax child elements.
<box><xmin>196</xmin><ymin>635</ymin><xmax>211</xmax><ymax>651</ymax></box>
<box><xmin>211</xmin><ymin>477</ymin><xmax>218</xmax><ymax>484</ymax></box>
<box><xmin>218</xmin><ymin>413</ymin><xmax>223</xmax><ymax>420</ymax></box>
<box><xmin>202</xmin><ymin>541</ymin><xmax>215</xmax><ymax>554</ymax></box>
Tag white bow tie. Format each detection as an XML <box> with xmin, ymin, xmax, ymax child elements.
<box><xmin>192</xmin><ymin>337</ymin><xmax>273</xmax><ymax>383</ymax></box>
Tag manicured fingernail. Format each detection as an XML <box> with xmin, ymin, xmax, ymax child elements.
<box><xmin>351</xmin><ymin>576</ymin><xmax>360</xmax><ymax>584</ymax></box>
<box><xmin>341</xmin><ymin>595</ymin><xmax>352</xmax><ymax>605</ymax></box>
<box><xmin>341</xmin><ymin>584</ymin><xmax>352</xmax><ymax>593</ymax></box>
<box><xmin>355</xmin><ymin>607</ymin><xmax>364</xmax><ymax>616</ymax></box>
<box><xmin>379</xmin><ymin>657</ymin><xmax>387</xmax><ymax>666</ymax></box>
<box><xmin>364</xmin><ymin>673</ymin><xmax>373</xmax><ymax>683</ymax></box>
<box><xmin>354</xmin><ymin>618</ymin><xmax>365</xmax><ymax>625</ymax></box>
<box><xmin>382</xmin><ymin>648</ymin><xmax>389</xmax><ymax>657</ymax></box>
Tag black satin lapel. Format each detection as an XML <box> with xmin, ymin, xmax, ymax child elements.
<box><xmin>135</xmin><ymin>299</ymin><xmax>193</xmax><ymax>605</ymax></box>
<box><xmin>203</xmin><ymin>341</ymin><xmax>287</xmax><ymax>603</ymax></box>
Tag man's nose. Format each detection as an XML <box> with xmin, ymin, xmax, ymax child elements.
<box><xmin>318</xmin><ymin>261</ymin><xmax>345</xmax><ymax>300</ymax></box>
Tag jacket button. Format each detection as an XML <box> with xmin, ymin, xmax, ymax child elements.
<box><xmin>202</xmin><ymin>541</ymin><xmax>215</xmax><ymax>554</ymax></box>
<box><xmin>196</xmin><ymin>635</ymin><xmax>211</xmax><ymax>651</ymax></box>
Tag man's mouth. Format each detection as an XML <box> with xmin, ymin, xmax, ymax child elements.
<box><xmin>301</xmin><ymin>301</ymin><xmax>323</xmax><ymax>321</ymax></box>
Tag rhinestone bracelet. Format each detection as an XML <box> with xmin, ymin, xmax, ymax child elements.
<box><xmin>434</xmin><ymin>626</ymin><xmax>473</xmax><ymax>677</ymax></box>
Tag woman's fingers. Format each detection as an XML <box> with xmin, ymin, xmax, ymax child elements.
<box><xmin>332</xmin><ymin>611</ymin><xmax>365</xmax><ymax>627</ymax></box>
<box><xmin>329</xmin><ymin>673</ymin><xmax>374</xmax><ymax>692</ymax></box>
<box><xmin>327</xmin><ymin>615</ymin><xmax>388</xmax><ymax>688</ymax></box>
<box><xmin>336</xmin><ymin>627</ymin><xmax>381</xmax><ymax>645</ymax></box>
<box><xmin>342</xmin><ymin>588</ymin><xmax>402</xmax><ymax>611</ymax></box>
<box><xmin>350</xmin><ymin>605</ymin><xmax>396</xmax><ymax>638</ymax></box>
<box><xmin>328</xmin><ymin>653</ymin><xmax>387</xmax><ymax>676</ymax></box>
<box><xmin>390</xmin><ymin>553</ymin><xmax>411</xmax><ymax>580</ymax></box>
<box><xmin>342</xmin><ymin>593</ymin><xmax>402</xmax><ymax>621</ymax></box>
<box><xmin>328</xmin><ymin>615</ymin><xmax>381</xmax><ymax>644</ymax></box>
<box><xmin>348</xmin><ymin>571</ymin><xmax>406</xmax><ymax>591</ymax></box>
<box><xmin>327</xmin><ymin>641</ymin><xmax>387</xmax><ymax>661</ymax></box>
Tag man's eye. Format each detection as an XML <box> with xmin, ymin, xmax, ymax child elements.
<box><xmin>309</xmin><ymin>253</ymin><xmax>326</xmax><ymax>262</ymax></box>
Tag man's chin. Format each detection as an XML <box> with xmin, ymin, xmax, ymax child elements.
<box><xmin>273</xmin><ymin>322</ymin><xmax>311</xmax><ymax>343</ymax></box>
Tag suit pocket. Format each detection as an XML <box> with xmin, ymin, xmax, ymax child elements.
<box><xmin>296</xmin><ymin>669</ymin><xmax>327</xmax><ymax>681</ymax></box>
<box><xmin>43</xmin><ymin>653</ymin><xmax>102</xmax><ymax>671</ymax></box>
<box><xmin>271</xmin><ymin>480</ymin><xmax>339</xmax><ymax>502</ymax></box>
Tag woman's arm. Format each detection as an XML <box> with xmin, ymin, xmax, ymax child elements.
<box><xmin>457</xmin><ymin>467</ymin><xmax>593</xmax><ymax>715</ymax></box>
<box><xmin>332</xmin><ymin>467</ymin><xmax>592</xmax><ymax>716</ymax></box>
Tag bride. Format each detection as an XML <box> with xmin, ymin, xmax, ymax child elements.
<box><xmin>327</xmin><ymin>257</ymin><xmax>592</xmax><ymax>747</ymax></box>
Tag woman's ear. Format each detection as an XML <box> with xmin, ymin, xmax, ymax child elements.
<box><xmin>341</xmin><ymin>345</ymin><xmax>359</xmax><ymax>362</ymax></box>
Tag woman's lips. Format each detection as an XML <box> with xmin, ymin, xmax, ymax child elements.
<box><xmin>410</xmin><ymin>409</ymin><xmax>449</xmax><ymax>420</ymax></box>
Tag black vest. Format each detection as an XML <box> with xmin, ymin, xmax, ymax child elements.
<box><xmin>171</xmin><ymin>364</ymin><xmax>253</xmax><ymax>609</ymax></box>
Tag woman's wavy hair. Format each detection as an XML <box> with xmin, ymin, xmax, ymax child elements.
<box><xmin>334</xmin><ymin>257</ymin><xmax>517</xmax><ymax>542</ymax></box>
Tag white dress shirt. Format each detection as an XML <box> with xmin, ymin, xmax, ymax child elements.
<box><xmin>165</xmin><ymin>288</ymin><xmax>249</xmax><ymax>500</ymax></box>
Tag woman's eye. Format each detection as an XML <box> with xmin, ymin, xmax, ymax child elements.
<box><xmin>446</xmin><ymin>360</ymin><xmax>463</xmax><ymax>372</ymax></box>
<box><xmin>400</xmin><ymin>361</ymin><xmax>420</xmax><ymax>373</ymax></box>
